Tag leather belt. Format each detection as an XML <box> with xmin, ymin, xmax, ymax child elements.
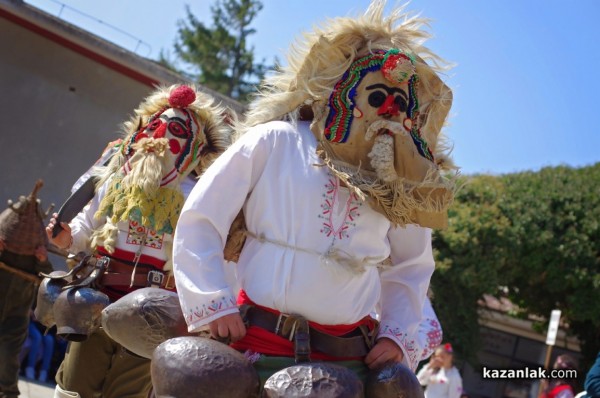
<box><xmin>98</xmin><ymin>257</ymin><xmax>174</xmax><ymax>289</ymax></box>
<box><xmin>241</xmin><ymin>305</ymin><xmax>372</xmax><ymax>358</ymax></box>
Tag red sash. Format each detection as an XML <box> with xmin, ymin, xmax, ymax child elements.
<box><xmin>230</xmin><ymin>290</ymin><xmax>376</xmax><ymax>360</ymax></box>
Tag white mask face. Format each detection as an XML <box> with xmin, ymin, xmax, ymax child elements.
<box><xmin>124</xmin><ymin>107</ymin><xmax>206</xmax><ymax>185</ymax></box>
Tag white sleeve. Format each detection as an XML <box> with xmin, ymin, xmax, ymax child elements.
<box><xmin>173</xmin><ymin>127</ymin><xmax>272</xmax><ymax>333</ymax></box>
<box><xmin>68</xmin><ymin>184</ymin><xmax>106</xmax><ymax>255</ymax></box>
<box><xmin>416</xmin><ymin>364</ymin><xmax>434</xmax><ymax>386</ymax></box>
<box><xmin>377</xmin><ymin>224</ymin><xmax>435</xmax><ymax>371</ymax></box>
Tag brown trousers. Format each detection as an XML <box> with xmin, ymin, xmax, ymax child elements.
<box><xmin>55</xmin><ymin>328</ymin><xmax>152</xmax><ymax>398</ymax></box>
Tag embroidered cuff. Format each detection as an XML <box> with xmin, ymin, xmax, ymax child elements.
<box><xmin>418</xmin><ymin>317</ymin><xmax>443</xmax><ymax>362</ymax></box>
<box><xmin>185</xmin><ymin>295</ymin><xmax>239</xmax><ymax>332</ymax></box>
<box><xmin>378</xmin><ymin>322</ymin><xmax>420</xmax><ymax>371</ymax></box>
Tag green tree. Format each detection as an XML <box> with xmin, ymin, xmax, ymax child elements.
<box><xmin>170</xmin><ymin>0</ymin><xmax>268</xmax><ymax>101</ymax></box>
<box><xmin>500</xmin><ymin>164</ymin><xmax>600</xmax><ymax>368</ymax></box>
<box><xmin>431</xmin><ymin>175</ymin><xmax>516</xmax><ymax>364</ymax></box>
<box><xmin>431</xmin><ymin>164</ymin><xmax>600</xmax><ymax>369</ymax></box>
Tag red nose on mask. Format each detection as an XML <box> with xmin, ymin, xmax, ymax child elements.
<box><xmin>152</xmin><ymin>122</ymin><xmax>167</xmax><ymax>139</ymax></box>
<box><xmin>377</xmin><ymin>95</ymin><xmax>400</xmax><ymax>116</ymax></box>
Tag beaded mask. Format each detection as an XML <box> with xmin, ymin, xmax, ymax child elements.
<box><xmin>122</xmin><ymin>86</ymin><xmax>207</xmax><ymax>184</ymax></box>
<box><xmin>311</xmin><ymin>49</ymin><xmax>455</xmax><ymax>228</ymax></box>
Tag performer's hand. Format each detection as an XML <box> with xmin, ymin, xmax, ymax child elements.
<box><xmin>365</xmin><ymin>337</ymin><xmax>404</xmax><ymax>370</ymax></box>
<box><xmin>34</xmin><ymin>245</ymin><xmax>48</xmax><ymax>262</ymax></box>
<box><xmin>208</xmin><ymin>313</ymin><xmax>246</xmax><ymax>343</ymax></box>
<box><xmin>46</xmin><ymin>212</ymin><xmax>72</xmax><ymax>250</ymax></box>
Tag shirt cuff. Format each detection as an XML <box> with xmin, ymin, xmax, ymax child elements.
<box><xmin>184</xmin><ymin>295</ymin><xmax>239</xmax><ymax>333</ymax></box>
<box><xmin>378</xmin><ymin>321</ymin><xmax>420</xmax><ymax>371</ymax></box>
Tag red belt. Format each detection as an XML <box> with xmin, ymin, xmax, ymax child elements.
<box><xmin>240</xmin><ymin>305</ymin><xmax>374</xmax><ymax>359</ymax></box>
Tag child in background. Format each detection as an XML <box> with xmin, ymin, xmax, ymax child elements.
<box><xmin>417</xmin><ymin>343</ymin><xmax>463</xmax><ymax>398</ymax></box>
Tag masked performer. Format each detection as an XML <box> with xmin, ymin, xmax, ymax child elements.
<box><xmin>46</xmin><ymin>85</ymin><xmax>228</xmax><ymax>398</ymax></box>
<box><xmin>0</xmin><ymin>181</ymin><xmax>53</xmax><ymax>398</ymax></box>
<box><xmin>173</xmin><ymin>0</ymin><xmax>456</xmax><ymax>389</ymax></box>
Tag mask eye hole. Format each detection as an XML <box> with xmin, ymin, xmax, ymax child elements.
<box><xmin>147</xmin><ymin>119</ymin><xmax>162</xmax><ymax>131</ymax></box>
<box><xmin>168</xmin><ymin>121</ymin><xmax>188</xmax><ymax>138</ymax></box>
<box><xmin>394</xmin><ymin>96</ymin><xmax>408</xmax><ymax>113</ymax></box>
<box><xmin>368</xmin><ymin>91</ymin><xmax>387</xmax><ymax>108</ymax></box>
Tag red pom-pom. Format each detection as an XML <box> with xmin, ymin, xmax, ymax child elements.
<box><xmin>168</xmin><ymin>86</ymin><xmax>196</xmax><ymax>108</ymax></box>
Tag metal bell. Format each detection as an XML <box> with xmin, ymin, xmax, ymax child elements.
<box><xmin>263</xmin><ymin>362</ymin><xmax>364</xmax><ymax>398</ymax></box>
<box><xmin>151</xmin><ymin>336</ymin><xmax>260</xmax><ymax>398</ymax></box>
<box><xmin>101</xmin><ymin>287</ymin><xmax>192</xmax><ymax>359</ymax></box>
<box><xmin>34</xmin><ymin>270</ymin><xmax>69</xmax><ymax>328</ymax></box>
<box><xmin>364</xmin><ymin>362</ymin><xmax>424</xmax><ymax>398</ymax></box>
<box><xmin>53</xmin><ymin>287</ymin><xmax>110</xmax><ymax>341</ymax></box>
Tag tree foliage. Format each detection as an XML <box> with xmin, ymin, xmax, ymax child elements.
<box><xmin>169</xmin><ymin>0</ymin><xmax>268</xmax><ymax>102</ymax></box>
<box><xmin>432</xmin><ymin>163</ymin><xmax>600</xmax><ymax>368</ymax></box>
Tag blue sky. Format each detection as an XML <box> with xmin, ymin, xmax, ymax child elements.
<box><xmin>25</xmin><ymin>0</ymin><xmax>600</xmax><ymax>175</ymax></box>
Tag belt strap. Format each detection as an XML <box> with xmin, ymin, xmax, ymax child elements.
<box><xmin>82</xmin><ymin>256</ymin><xmax>174</xmax><ymax>289</ymax></box>
<box><xmin>242</xmin><ymin>305</ymin><xmax>371</xmax><ymax>358</ymax></box>
<box><xmin>100</xmin><ymin>269</ymin><xmax>174</xmax><ymax>289</ymax></box>
<box><xmin>102</xmin><ymin>256</ymin><xmax>174</xmax><ymax>289</ymax></box>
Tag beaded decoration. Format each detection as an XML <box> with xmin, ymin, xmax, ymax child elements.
<box><xmin>323</xmin><ymin>48</ymin><xmax>434</xmax><ymax>161</ymax></box>
<box><xmin>324</xmin><ymin>51</ymin><xmax>385</xmax><ymax>143</ymax></box>
<box><xmin>122</xmin><ymin>86</ymin><xmax>205</xmax><ymax>175</ymax></box>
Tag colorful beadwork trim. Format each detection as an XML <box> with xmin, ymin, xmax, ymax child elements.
<box><xmin>324</xmin><ymin>52</ymin><xmax>385</xmax><ymax>143</ymax></box>
<box><xmin>382</xmin><ymin>49</ymin><xmax>416</xmax><ymax>83</ymax></box>
<box><xmin>324</xmin><ymin>48</ymin><xmax>434</xmax><ymax>162</ymax></box>
<box><xmin>175</xmin><ymin>108</ymin><xmax>204</xmax><ymax>174</ymax></box>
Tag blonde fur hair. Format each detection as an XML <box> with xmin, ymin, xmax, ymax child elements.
<box><xmin>97</xmin><ymin>84</ymin><xmax>231</xmax><ymax>187</ymax></box>
<box><xmin>237</xmin><ymin>0</ymin><xmax>453</xmax><ymax>167</ymax></box>
<box><xmin>89</xmin><ymin>85</ymin><xmax>230</xmax><ymax>257</ymax></box>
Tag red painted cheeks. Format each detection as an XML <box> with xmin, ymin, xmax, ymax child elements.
<box><xmin>135</xmin><ymin>118</ymin><xmax>190</xmax><ymax>154</ymax></box>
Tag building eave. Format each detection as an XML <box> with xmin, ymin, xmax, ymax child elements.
<box><xmin>0</xmin><ymin>0</ymin><xmax>244</xmax><ymax>114</ymax></box>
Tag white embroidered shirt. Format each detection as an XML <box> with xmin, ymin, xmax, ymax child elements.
<box><xmin>173</xmin><ymin>120</ymin><xmax>436</xmax><ymax>370</ymax></box>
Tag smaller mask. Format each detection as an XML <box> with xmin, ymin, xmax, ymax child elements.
<box><xmin>122</xmin><ymin>85</ymin><xmax>207</xmax><ymax>185</ymax></box>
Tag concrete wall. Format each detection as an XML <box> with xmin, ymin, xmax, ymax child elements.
<box><xmin>0</xmin><ymin>0</ymin><xmax>242</xmax><ymax>268</ymax></box>
<box><xmin>0</xmin><ymin>13</ymin><xmax>152</xmax><ymax>207</ymax></box>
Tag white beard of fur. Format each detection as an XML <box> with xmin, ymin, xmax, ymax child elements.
<box><xmin>368</xmin><ymin>134</ymin><xmax>397</xmax><ymax>182</ymax></box>
<box><xmin>122</xmin><ymin>138</ymin><xmax>168</xmax><ymax>195</ymax></box>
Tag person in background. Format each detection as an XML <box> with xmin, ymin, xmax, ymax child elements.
<box><xmin>23</xmin><ymin>312</ymin><xmax>55</xmax><ymax>383</ymax></box>
<box><xmin>583</xmin><ymin>351</ymin><xmax>600</xmax><ymax>398</ymax></box>
<box><xmin>417</xmin><ymin>343</ymin><xmax>463</xmax><ymax>398</ymax></box>
<box><xmin>540</xmin><ymin>354</ymin><xmax>579</xmax><ymax>398</ymax></box>
<box><xmin>0</xmin><ymin>182</ymin><xmax>54</xmax><ymax>398</ymax></box>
